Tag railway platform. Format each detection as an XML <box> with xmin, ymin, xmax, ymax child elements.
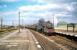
<box><xmin>55</xmin><ymin>30</ymin><xmax>77</xmax><ymax>37</ymax></box>
<box><xmin>0</xmin><ymin>29</ymin><xmax>42</xmax><ymax>50</ymax></box>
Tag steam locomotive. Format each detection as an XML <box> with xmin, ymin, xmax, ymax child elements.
<box><xmin>35</xmin><ymin>20</ymin><xmax>55</xmax><ymax>36</ymax></box>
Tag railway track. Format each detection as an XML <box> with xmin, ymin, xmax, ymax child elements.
<box><xmin>48</xmin><ymin>35</ymin><xmax>77</xmax><ymax>50</ymax></box>
<box><xmin>31</xmin><ymin>30</ymin><xmax>77</xmax><ymax>50</ymax></box>
<box><xmin>31</xmin><ymin>30</ymin><xmax>67</xmax><ymax>50</ymax></box>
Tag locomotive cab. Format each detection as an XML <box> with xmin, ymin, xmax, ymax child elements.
<box><xmin>44</xmin><ymin>27</ymin><xmax>54</xmax><ymax>35</ymax></box>
<box><xmin>44</xmin><ymin>21</ymin><xmax>55</xmax><ymax>35</ymax></box>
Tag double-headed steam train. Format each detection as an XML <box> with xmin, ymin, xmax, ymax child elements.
<box><xmin>26</xmin><ymin>19</ymin><xmax>55</xmax><ymax>36</ymax></box>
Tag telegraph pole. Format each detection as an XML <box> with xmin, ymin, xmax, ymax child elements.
<box><xmin>0</xmin><ymin>17</ymin><xmax>3</xmax><ymax>30</ymax></box>
<box><xmin>52</xmin><ymin>14</ymin><xmax>54</xmax><ymax>30</ymax></box>
<box><xmin>12</xmin><ymin>20</ymin><xmax>14</xmax><ymax>26</ymax></box>
<box><xmin>18</xmin><ymin>11</ymin><xmax>20</xmax><ymax>33</ymax></box>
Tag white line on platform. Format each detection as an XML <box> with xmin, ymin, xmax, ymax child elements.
<box><xmin>37</xmin><ymin>44</ymin><xmax>42</xmax><ymax>48</ymax></box>
<box><xmin>75</xmin><ymin>35</ymin><xmax>77</xmax><ymax>37</ymax></box>
<box><xmin>35</xmin><ymin>42</ymin><xmax>39</xmax><ymax>44</ymax></box>
<box><xmin>29</xmin><ymin>30</ymin><xmax>42</xmax><ymax>49</ymax></box>
<box><xmin>6</xmin><ymin>44</ymin><xmax>18</xmax><ymax>47</ymax></box>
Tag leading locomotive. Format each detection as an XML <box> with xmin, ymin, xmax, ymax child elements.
<box><xmin>36</xmin><ymin>19</ymin><xmax>55</xmax><ymax>35</ymax></box>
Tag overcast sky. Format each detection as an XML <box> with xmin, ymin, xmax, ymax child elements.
<box><xmin>0</xmin><ymin>0</ymin><xmax>77</xmax><ymax>25</ymax></box>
